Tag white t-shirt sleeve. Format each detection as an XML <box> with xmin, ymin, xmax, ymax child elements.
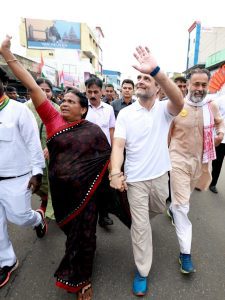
<box><xmin>163</xmin><ymin>100</ymin><xmax>175</xmax><ymax>123</ymax></box>
<box><xmin>109</xmin><ymin>106</ymin><xmax>116</xmax><ymax>128</ymax></box>
<box><xmin>114</xmin><ymin>111</ymin><xmax>127</xmax><ymax>139</ymax></box>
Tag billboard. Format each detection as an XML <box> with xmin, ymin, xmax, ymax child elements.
<box><xmin>25</xmin><ymin>18</ymin><xmax>81</xmax><ymax>50</ymax></box>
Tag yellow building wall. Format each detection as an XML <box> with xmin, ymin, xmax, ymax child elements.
<box><xmin>26</xmin><ymin>48</ymin><xmax>55</xmax><ymax>59</ymax></box>
<box><xmin>80</xmin><ymin>23</ymin><xmax>100</xmax><ymax>71</ymax></box>
<box><xmin>19</xmin><ymin>18</ymin><xmax>27</xmax><ymax>47</ymax></box>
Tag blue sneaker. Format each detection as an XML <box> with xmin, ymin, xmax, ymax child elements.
<box><xmin>179</xmin><ymin>253</ymin><xmax>196</xmax><ymax>274</ymax></box>
<box><xmin>132</xmin><ymin>271</ymin><xmax>147</xmax><ymax>296</ymax></box>
<box><xmin>167</xmin><ymin>208</ymin><xmax>175</xmax><ymax>226</ymax></box>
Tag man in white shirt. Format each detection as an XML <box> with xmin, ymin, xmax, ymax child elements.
<box><xmin>110</xmin><ymin>46</ymin><xmax>183</xmax><ymax>296</ymax></box>
<box><xmin>0</xmin><ymin>80</ymin><xmax>46</xmax><ymax>289</ymax></box>
<box><xmin>85</xmin><ymin>77</ymin><xmax>115</xmax><ymax>227</ymax></box>
<box><xmin>85</xmin><ymin>77</ymin><xmax>115</xmax><ymax>145</ymax></box>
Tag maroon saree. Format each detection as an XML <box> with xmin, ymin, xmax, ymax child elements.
<box><xmin>47</xmin><ymin>119</ymin><xmax>111</xmax><ymax>292</ymax></box>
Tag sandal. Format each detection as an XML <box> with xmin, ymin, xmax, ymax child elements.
<box><xmin>77</xmin><ymin>283</ymin><xmax>92</xmax><ymax>300</ymax></box>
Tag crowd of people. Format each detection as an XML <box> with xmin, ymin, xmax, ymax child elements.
<box><xmin>0</xmin><ymin>35</ymin><xmax>225</xmax><ymax>300</ymax></box>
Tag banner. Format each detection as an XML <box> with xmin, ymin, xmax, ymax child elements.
<box><xmin>25</xmin><ymin>18</ymin><xmax>81</xmax><ymax>50</ymax></box>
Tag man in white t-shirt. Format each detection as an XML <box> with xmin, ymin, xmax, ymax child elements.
<box><xmin>85</xmin><ymin>77</ymin><xmax>116</xmax><ymax>228</ymax></box>
<box><xmin>110</xmin><ymin>46</ymin><xmax>183</xmax><ymax>296</ymax></box>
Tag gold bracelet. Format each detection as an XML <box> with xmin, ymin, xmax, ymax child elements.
<box><xmin>6</xmin><ymin>59</ymin><xmax>18</xmax><ymax>63</ymax></box>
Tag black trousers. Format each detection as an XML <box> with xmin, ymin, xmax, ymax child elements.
<box><xmin>211</xmin><ymin>143</ymin><xmax>225</xmax><ymax>186</ymax></box>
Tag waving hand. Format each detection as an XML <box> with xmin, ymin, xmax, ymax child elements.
<box><xmin>132</xmin><ymin>46</ymin><xmax>158</xmax><ymax>74</ymax></box>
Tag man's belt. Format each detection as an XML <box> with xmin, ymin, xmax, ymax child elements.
<box><xmin>0</xmin><ymin>172</ymin><xmax>30</xmax><ymax>181</ymax></box>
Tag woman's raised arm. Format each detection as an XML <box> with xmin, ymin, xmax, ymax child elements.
<box><xmin>0</xmin><ymin>35</ymin><xmax>46</xmax><ymax>108</ymax></box>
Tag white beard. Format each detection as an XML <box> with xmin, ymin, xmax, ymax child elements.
<box><xmin>187</xmin><ymin>91</ymin><xmax>206</xmax><ymax>103</ymax></box>
<box><xmin>190</xmin><ymin>95</ymin><xmax>204</xmax><ymax>103</ymax></box>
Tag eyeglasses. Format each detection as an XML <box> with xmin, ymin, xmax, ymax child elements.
<box><xmin>178</xmin><ymin>85</ymin><xmax>186</xmax><ymax>89</ymax></box>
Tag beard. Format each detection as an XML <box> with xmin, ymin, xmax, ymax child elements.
<box><xmin>187</xmin><ymin>90</ymin><xmax>207</xmax><ymax>103</ymax></box>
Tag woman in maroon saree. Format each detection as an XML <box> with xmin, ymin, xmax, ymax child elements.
<box><xmin>37</xmin><ymin>98</ymin><xmax>111</xmax><ymax>299</ymax></box>
<box><xmin>38</xmin><ymin>98</ymin><xmax>111</xmax><ymax>294</ymax></box>
<box><xmin>0</xmin><ymin>36</ymin><xmax>111</xmax><ymax>300</ymax></box>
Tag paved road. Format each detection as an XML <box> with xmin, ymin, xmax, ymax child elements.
<box><xmin>1</xmin><ymin>170</ymin><xmax>225</xmax><ymax>300</ymax></box>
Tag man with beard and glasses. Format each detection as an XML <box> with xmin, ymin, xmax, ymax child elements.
<box><xmin>167</xmin><ymin>68</ymin><xmax>224</xmax><ymax>274</ymax></box>
<box><xmin>110</xmin><ymin>46</ymin><xmax>183</xmax><ymax>296</ymax></box>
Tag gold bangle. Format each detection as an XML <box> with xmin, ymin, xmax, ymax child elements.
<box><xmin>108</xmin><ymin>171</ymin><xmax>122</xmax><ymax>181</ymax></box>
<box><xmin>110</xmin><ymin>172</ymin><xmax>121</xmax><ymax>177</ymax></box>
<box><xmin>6</xmin><ymin>59</ymin><xmax>18</xmax><ymax>63</ymax></box>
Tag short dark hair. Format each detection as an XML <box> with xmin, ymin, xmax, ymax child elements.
<box><xmin>6</xmin><ymin>86</ymin><xmax>17</xmax><ymax>93</ymax></box>
<box><xmin>174</xmin><ymin>76</ymin><xmax>187</xmax><ymax>83</ymax></box>
<box><xmin>105</xmin><ymin>83</ymin><xmax>114</xmax><ymax>89</ymax></box>
<box><xmin>65</xmin><ymin>87</ymin><xmax>80</xmax><ymax>94</ymax></box>
<box><xmin>187</xmin><ymin>68</ymin><xmax>211</xmax><ymax>80</ymax></box>
<box><xmin>85</xmin><ymin>77</ymin><xmax>103</xmax><ymax>89</ymax></box>
<box><xmin>64</xmin><ymin>89</ymin><xmax>88</xmax><ymax>119</ymax></box>
<box><xmin>121</xmin><ymin>79</ymin><xmax>134</xmax><ymax>89</ymax></box>
<box><xmin>36</xmin><ymin>77</ymin><xmax>53</xmax><ymax>91</ymax></box>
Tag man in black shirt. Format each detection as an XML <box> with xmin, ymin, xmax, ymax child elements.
<box><xmin>111</xmin><ymin>79</ymin><xmax>135</xmax><ymax>118</ymax></box>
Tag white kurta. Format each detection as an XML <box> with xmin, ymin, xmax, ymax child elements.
<box><xmin>0</xmin><ymin>100</ymin><xmax>45</xmax><ymax>176</ymax></box>
<box><xmin>0</xmin><ymin>99</ymin><xmax>45</xmax><ymax>268</ymax></box>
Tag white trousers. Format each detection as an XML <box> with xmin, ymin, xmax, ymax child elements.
<box><xmin>0</xmin><ymin>174</ymin><xmax>41</xmax><ymax>267</ymax></box>
<box><xmin>127</xmin><ymin>174</ymin><xmax>168</xmax><ymax>277</ymax></box>
<box><xmin>170</xmin><ymin>203</ymin><xmax>192</xmax><ymax>254</ymax></box>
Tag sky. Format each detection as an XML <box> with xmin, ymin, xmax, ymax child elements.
<box><xmin>1</xmin><ymin>0</ymin><xmax>225</xmax><ymax>79</ymax></box>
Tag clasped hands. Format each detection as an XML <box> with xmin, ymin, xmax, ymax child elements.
<box><xmin>109</xmin><ymin>171</ymin><xmax>128</xmax><ymax>192</ymax></box>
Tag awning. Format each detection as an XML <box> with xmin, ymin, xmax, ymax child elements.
<box><xmin>0</xmin><ymin>66</ymin><xmax>10</xmax><ymax>82</ymax></box>
<box><xmin>0</xmin><ymin>64</ymin><xmax>38</xmax><ymax>83</ymax></box>
<box><xmin>0</xmin><ymin>64</ymin><xmax>19</xmax><ymax>82</ymax></box>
